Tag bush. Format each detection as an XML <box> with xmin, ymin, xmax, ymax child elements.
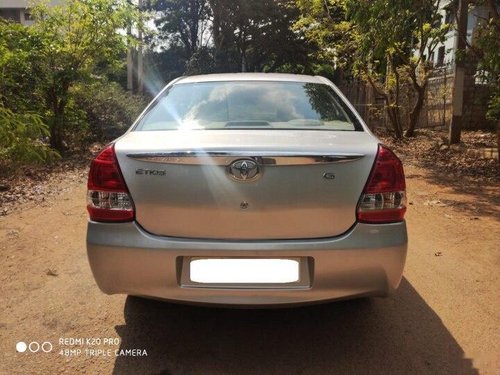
<box><xmin>185</xmin><ymin>47</ymin><xmax>216</xmax><ymax>75</ymax></box>
<box><xmin>73</xmin><ymin>81</ymin><xmax>149</xmax><ymax>142</ymax></box>
<box><xmin>0</xmin><ymin>106</ymin><xmax>59</xmax><ymax>174</ymax></box>
<box><xmin>0</xmin><ymin>21</ymin><xmax>46</xmax><ymax>114</ymax></box>
<box><xmin>57</xmin><ymin>99</ymin><xmax>89</xmax><ymax>152</ymax></box>
<box><xmin>486</xmin><ymin>91</ymin><xmax>500</xmax><ymax>122</ymax></box>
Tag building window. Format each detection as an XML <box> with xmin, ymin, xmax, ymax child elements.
<box><xmin>445</xmin><ymin>9</ymin><xmax>454</xmax><ymax>24</ymax></box>
<box><xmin>433</xmin><ymin>15</ymin><xmax>442</xmax><ymax>28</ymax></box>
<box><xmin>0</xmin><ymin>8</ymin><xmax>22</xmax><ymax>23</ymax></box>
<box><xmin>24</xmin><ymin>11</ymin><xmax>33</xmax><ymax>21</ymax></box>
<box><xmin>437</xmin><ymin>46</ymin><xmax>445</xmax><ymax>67</ymax></box>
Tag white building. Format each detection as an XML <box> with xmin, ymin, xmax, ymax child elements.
<box><xmin>428</xmin><ymin>1</ymin><xmax>494</xmax><ymax>68</ymax></box>
<box><xmin>0</xmin><ymin>0</ymin><xmax>61</xmax><ymax>26</ymax></box>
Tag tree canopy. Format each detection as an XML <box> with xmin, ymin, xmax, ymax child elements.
<box><xmin>29</xmin><ymin>0</ymin><xmax>140</xmax><ymax>150</ymax></box>
<box><xmin>146</xmin><ymin>0</ymin><xmax>319</xmax><ymax>80</ymax></box>
<box><xmin>1</xmin><ymin>0</ymin><xmax>498</xmax><ymax>171</ymax></box>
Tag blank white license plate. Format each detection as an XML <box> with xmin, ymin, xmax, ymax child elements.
<box><xmin>190</xmin><ymin>258</ymin><xmax>300</xmax><ymax>284</ymax></box>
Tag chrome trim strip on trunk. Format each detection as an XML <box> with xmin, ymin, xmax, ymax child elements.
<box><xmin>126</xmin><ymin>151</ymin><xmax>365</xmax><ymax>165</ymax></box>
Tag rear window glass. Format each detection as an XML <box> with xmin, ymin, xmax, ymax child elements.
<box><xmin>135</xmin><ymin>81</ymin><xmax>362</xmax><ymax>131</ymax></box>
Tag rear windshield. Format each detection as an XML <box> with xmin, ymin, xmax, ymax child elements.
<box><xmin>134</xmin><ymin>81</ymin><xmax>362</xmax><ymax>131</ymax></box>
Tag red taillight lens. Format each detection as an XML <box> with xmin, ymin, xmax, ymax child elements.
<box><xmin>87</xmin><ymin>144</ymin><xmax>134</xmax><ymax>222</ymax></box>
<box><xmin>357</xmin><ymin>144</ymin><xmax>406</xmax><ymax>223</ymax></box>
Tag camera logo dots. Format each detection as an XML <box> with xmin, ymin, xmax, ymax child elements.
<box><xmin>16</xmin><ymin>341</ymin><xmax>53</xmax><ymax>353</ymax></box>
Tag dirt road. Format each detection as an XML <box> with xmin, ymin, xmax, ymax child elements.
<box><xmin>0</xmin><ymin>164</ymin><xmax>498</xmax><ymax>374</ymax></box>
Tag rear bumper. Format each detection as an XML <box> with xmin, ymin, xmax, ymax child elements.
<box><xmin>86</xmin><ymin>221</ymin><xmax>407</xmax><ymax>306</ymax></box>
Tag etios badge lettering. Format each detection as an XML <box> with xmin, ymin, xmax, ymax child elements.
<box><xmin>136</xmin><ymin>168</ymin><xmax>166</xmax><ymax>176</ymax></box>
<box><xmin>228</xmin><ymin>159</ymin><xmax>259</xmax><ymax>181</ymax></box>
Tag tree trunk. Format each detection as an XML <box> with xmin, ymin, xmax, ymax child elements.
<box><xmin>406</xmin><ymin>84</ymin><xmax>426</xmax><ymax>137</ymax></box>
<box><xmin>385</xmin><ymin>58</ymin><xmax>403</xmax><ymax>139</ymax></box>
<box><xmin>50</xmin><ymin>113</ymin><xmax>64</xmax><ymax>151</ymax></box>
<box><xmin>365</xmin><ymin>71</ymin><xmax>403</xmax><ymax>139</ymax></box>
<box><xmin>49</xmin><ymin>94</ymin><xmax>68</xmax><ymax>152</ymax></box>
<box><xmin>497</xmin><ymin>122</ymin><xmax>500</xmax><ymax>163</ymax></box>
<box><xmin>240</xmin><ymin>47</ymin><xmax>247</xmax><ymax>72</ymax></box>
<box><xmin>208</xmin><ymin>0</ymin><xmax>227</xmax><ymax>72</ymax></box>
<box><xmin>137</xmin><ymin>0</ymin><xmax>144</xmax><ymax>94</ymax></box>
<box><xmin>386</xmin><ymin>104</ymin><xmax>403</xmax><ymax>139</ymax></box>
<box><xmin>126</xmin><ymin>26</ymin><xmax>133</xmax><ymax>92</ymax></box>
<box><xmin>449</xmin><ymin>0</ymin><xmax>469</xmax><ymax>144</ymax></box>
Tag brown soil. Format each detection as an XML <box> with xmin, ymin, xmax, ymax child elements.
<box><xmin>0</xmin><ymin>135</ymin><xmax>499</xmax><ymax>374</ymax></box>
<box><xmin>380</xmin><ymin>128</ymin><xmax>499</xmax><ymax>182</ymax></box>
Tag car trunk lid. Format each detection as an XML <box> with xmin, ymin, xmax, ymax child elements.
<box><xmin>114</xmin><ymin>130</ymin><xmax>378</xmax><ymax>239</ymax></box>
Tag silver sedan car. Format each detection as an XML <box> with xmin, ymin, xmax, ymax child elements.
<box><xmin>86</xmin><ymin>73</ymin><xmax>407</xmax><ymax>306</ymax></box>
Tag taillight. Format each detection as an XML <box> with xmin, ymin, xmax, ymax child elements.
<box><xmin>87</xmin><ymin>144</ymin><xmax>134</xmax><ymax>222</ymax></box>
<box><xmin>357</xmin><ymin>144</ymin><xmax>406</xmax><ymax>223</ymax></box>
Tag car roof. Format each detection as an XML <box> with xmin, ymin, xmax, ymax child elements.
<box><xmin>174</xmin><ymin>73</ymin><xmax>326</xmax><ymax>84</ymax></box>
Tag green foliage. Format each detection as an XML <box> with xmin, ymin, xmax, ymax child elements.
<box><xmin>294</xmin><ymin>0</ymin><xmax>449</xmax><ymax>138</ymax></box>
<box><xmin>149</xmin><ymin>0</ymin><xmax>211</xmax><ymax>56</ymax></box>
<box><xmin>0</xmin><ymin>20</ymin><xmax>45</xmax><ymax>113</ymax></box>
<box><xmin>147</xmin><ymin>0</ymin><xmax>317</xmax><ymax>80</ymax></box>
<box><xmin>0</xmin><ymin>21</ymin><xmax>57</xmax><ymax>170</ymax></box>
<box><xmin>474</xmin><ymin>3</ymin><xmax>500</xmax><ymax>81</ymax></box>
<box><xmin>73</xmin><ymin>81</ymin><xmax>149</xmax><ymax>142</ymax></box>
<box><xmin>57</xmin><ymin>98</ymin><xmax>89</xmax><ymax>150</ymax></box>
<box><xmin>144</xmin><ymin>46</ymin><xmax>189</xmax><ymax>92</ymax></box>
<box><xmin>0</xmin><ymin>0</ymin><xmax>161</xmax><ymax>176</ymax></box>
<box><xmin>293</xmin><ymin>0</ymin><xmax>357</xmax><ymax>73</ymax></box>
<box><xmin>473</xmin><ymin>4</ymin><xmax>499</xmax><ymax>121</ymax></box>
<box><xmin>486</xmin><ymin>91</ymin><xmax>500</xmax><ymax>121</ymax></box>
<box><xmin>185</xmin><ymin>47</ymin><xmax>216</xmax><ymax>75</ymax></box>
<box><xmin>0</xmin><ymin>106</ymin><xmax>59</xmax><ymax>171</ymax></box>
<box><xmin>28</xmin><ymin>0</ymin><xmax>140</xmax><ymax>150</ymax></box>
<box><xmin>0</xmin><ymin>1</ymin><xmax>143</xmax><ymax>169</ymax></box>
